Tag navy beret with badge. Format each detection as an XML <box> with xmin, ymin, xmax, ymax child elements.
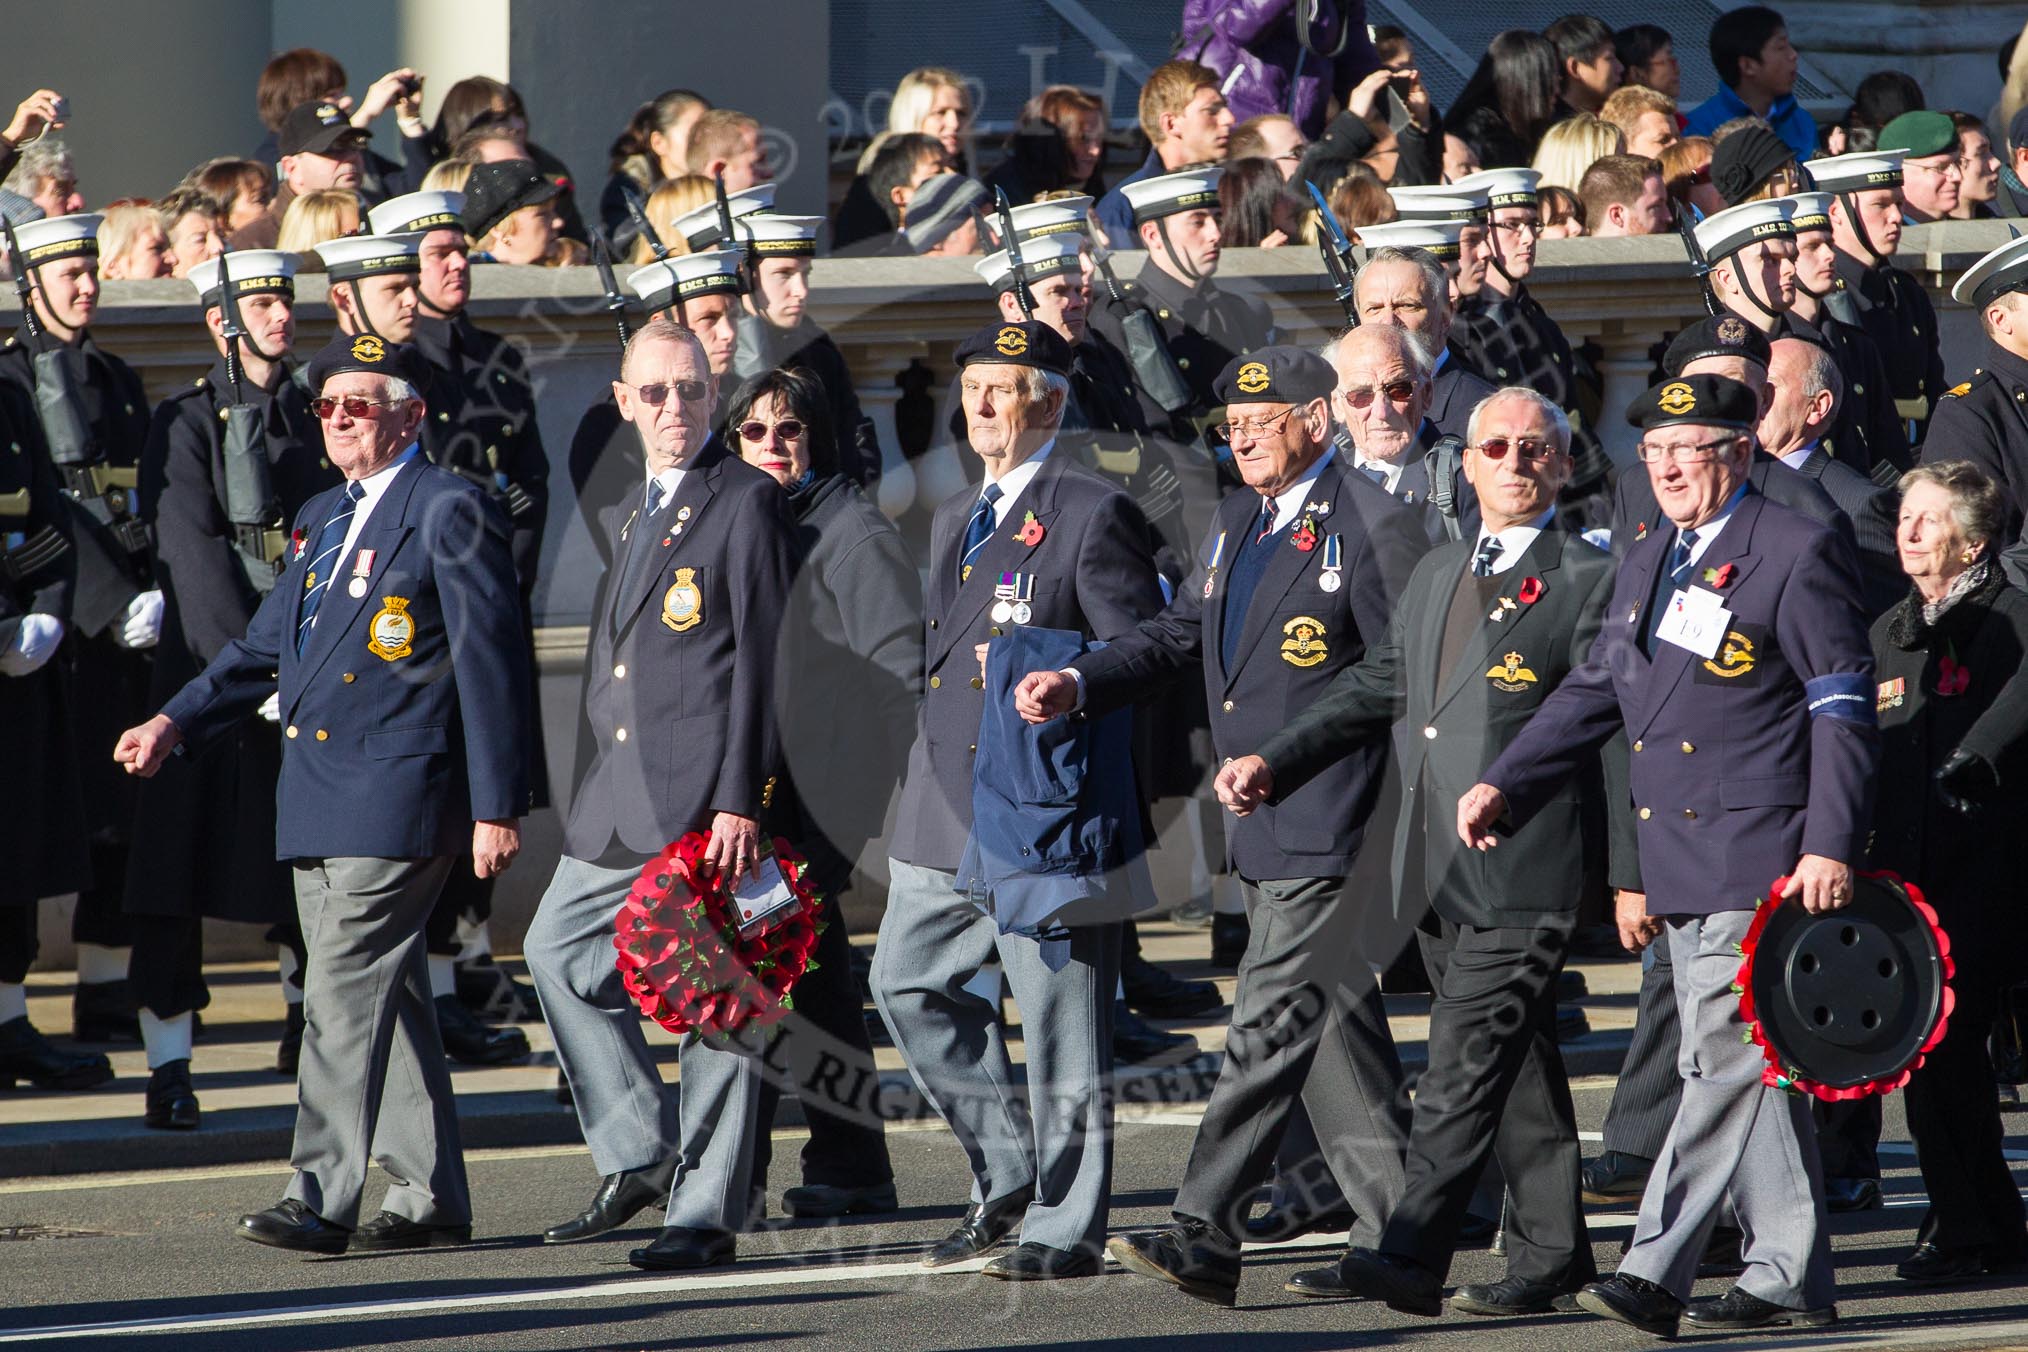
<box><xmin>1214</xmin><ymin>346</ymin><xmax>1336</xmax><ymax>406</ymax></box>
<box><xmin>304</xmin><ymin>331</ymin><xmax>434</xmax><ymax>396</ymax></box>
<box><xmin>1662</xmin><ymin>313</ymin><xmax>1773</xmax><ymax>376</ymax></box>
<box><xmin>1626</xmin><ymin>373</ymin><xmax>1759</xmax><ymax>431</ymax></box>
<box><xmin>954</xmin><ymin>319</ymin><xmax>1073</xmax><ymax>376</ymax></box>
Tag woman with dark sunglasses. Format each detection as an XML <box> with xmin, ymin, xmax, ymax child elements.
<box><xmin>720</xmin><ymin>367</ymin><xmax>919</xmax><ymax>1221</ymax></box>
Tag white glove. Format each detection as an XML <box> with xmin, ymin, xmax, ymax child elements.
<box><xmin>115</xmin><ymin>589</ymin><xmax>164</xmax><ymax>650</ymax></box>
<box><xmin>0</xmin><ymin>613</ymin><xmax>64</xmax><ymax>676</ymax></box>
<box><xmin>257</xmin><ymin>691</ymin><xmax>281</xmax><ymax>723</ymax></box>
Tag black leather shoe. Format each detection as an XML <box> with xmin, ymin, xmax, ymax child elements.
<box><xmin>1113</xmin><ymin>1003</ymin><xmax>1198</xmax><ymax>1064</ymax></box>
<box><xmin>0</xmin><ymin>1016</ymin><xmax>113</xmax><ymax>1091</ymax></box>
<box><xmin>434</xmin><ymin>994</ymin><xmax>529</xmax><ymax>1066</ymax></box>
<box><xmin>1556</xmin><ymin>1004</ymin><xmax>1591</xmax><ymax>1042</ymax></box>
<box><xmin>73</xmin><ymin>980</ymin><xmax>140</xmax><ymax>1043</ymax></box>
<box><xmin>275</xmin><ymin>1003</ymin><xmax>304</xmax><ymax>1076</ymax></box>
<box><xmin>1121</xmin><ymin>952</ymin><xmax>1223</xmax><ymax>1018</ymax></box>
<box><xmin>352</xmin><ymin>1211</ymin><xmax>472</xmax><ymax>1251</ymax></box>
<box><xmin>1574</xmin><ymin>1273</ymin><xmax>1684</xmax><ymax>1338</ymax></box>
<box><xmin>629</xmin><ymin>1226</ymin><xmax>735</xmax><ymax>1271</ymax></box>
<box><xmin>1824</xmin><ymin>1176</ymin><xmax>1882</xmax><ymax>1213</ymax></box>
<box><xmin>1683</xmin><ymin>1285</ymin><xmax>1836</xmax><ymax>1331</ymax></box>
<box><xmin>1336</xmin><ymin>1246</ymin><xmax>1443</xmax><ymax>1316</ymax></box>
<box><xmin>143</xmin><ymin>1059</ymin><xmax>200</xmax><ymax>1130</ymax></box>
<box><xmin>1452</xmin><ymin>1275</ymin><xmax>1575</xmax><ymax>1316</ymax></box>
<box><xmin>239</xmin><ymin>1199</ymin><xmax>350</xmax><ymax>1254</ymax></box>
<box><xmin>1210</xmin><ymin>912</ymin><xmax>1250</xmax><ymax>968</ymax></box>
<box><xmin>1244</xmin><ymin>1201</ymin><xmax>1355</xmax><ymax>1242</ymax></box>
<box><xmin>1580</xmin><ymin>1150</ymin><xmax>1652</xmax><ymax>1205</ymax></box>
<box><xmin>781</xmin><ymin>1181</ymin><xmax>898</xmax><ymax>1218</ymax></box>
<box><xmin>921</xmin><ymin>1187</ymin><xmax>1031</xmax><ymax>1268</ymax></box>
<box><xmin>982</xmin><ymin>1241</ymin><xmax>1101</xmax><ymax>1280</ymax></box>
<box><xmin>454</xmin><ymin>956</ymin><xmax>542</xmax><ymax>1023</ymax></box>
<box><xmin>1105</xmin><ymin>1222</ymin><xmax>1239</xmax><ymax>1306</ymax></box>
<box><xmin>543</xmin><ymin>1163</ymin><xmax>673</xmax><ymax>1243</ymax></box>
<box><xmin>1285</xmin><ymin>1266</ymin><xmax>1353</xmax><ymax>1297</ymax></box>
<box><xmin>1896</xmin><ymin>1242</ymin><xmax>1990</xmax><ymax>1286</ymax></box>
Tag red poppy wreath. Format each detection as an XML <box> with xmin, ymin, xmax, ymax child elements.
<box><xmin>613</xmin><ymin>832</ymin><xmax>824</xmax><ymax>1039</ymax></box>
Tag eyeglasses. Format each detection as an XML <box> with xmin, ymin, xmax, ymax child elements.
<box><xmin>1492</xmin><ymin>218</ymin><xmax>1545</xmax><ymax>238</ymax></box>
<box><xmin>1474</xmin><ymin>436</ymin><xmax>1560</xmax><ymax>460</ymax></box>
<box><xmin>738</xmin><ymin>418</ymin><xmax>805</xmax><ymax>443</ymax></box>
<box><xmin>1214</xmin><ymin>407</ymin><xmax>1299</xmax><ymax>442</ymax></box>
<box><xmin>310</xmin><ymin>396</ymin><xmax>405</xmax><ymax>420</ymax></box>
<box><xmin>626</xmin><ymin>379</ymin><xmax>710</xmax><ymax>406</ymax></box>
<box><xmin>1687</xmin><ymin>166</ymin><xmax>1712</xmax><ymax>186</ymax></box>
<box><xmin>1338</xmin><ymin>379</ymin><xmax>1420</xmax><ymax>410</ymax></box>
<box><xmin>1634</xmin><ymin>435</ymin><xmax>1742</xmax><ymax>463</ymax></box>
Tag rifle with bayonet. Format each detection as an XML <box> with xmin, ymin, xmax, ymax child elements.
<box><xmin>1306</xmin><ymin>180</ymin><xmax>1359</xmax><ymax>328</ymax></box>
<box><xmin>213</xmin><ymin>247</ymin><xmax>288</xmax><ymax>593</ymax></box>
<box><xmin>1089</xmin><ymin>240</ymin><xmax>1194</xmax><ymax>419</ymax></box>
<box><xmin>993</xmin><ymin>187</ymin><xmax>1036</xmax><ymax>320</ymax></box>
<box><xmin>590</xmin><ymin>228</ymin><xmax>630</xmax><ymax>349</ymax></box>
<box><xmin>620</xmin><ymin>181</ymin><xmax>670</xmax><ymax>261</ymax></box>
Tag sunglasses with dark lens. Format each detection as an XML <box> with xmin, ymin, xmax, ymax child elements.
<box><xmin>310</xmin><ymin>396</ymin><xmax>403</xmax><ymax>420</ymax></box>
<box><xmin>1340</xmin><ymin>379</ymin><xmax>1418</xmax><ymax>410</ymax></box>
<box><xmin>738</xmin><ymin>419</ymin><xmax>805</xmax><ymax>443</ymax></box>
<box><xmin>1475</xmin><ymin>436</ymin><xmax>1559</xmax><ymax>461</ymax></box>
<box><xmin>627</xmin><ymin>379</ymin><xmax>710</xmax><ymax>406</ymax></box>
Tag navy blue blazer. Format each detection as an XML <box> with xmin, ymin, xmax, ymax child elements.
<box><xmin>1075</xmin><ymin>457</ymin><xmax>1427</xmax><ymax>881</ymax></box>
<box><xmin>1482</xmin><ymin>490</ymin><xmax>1879</xmax><ymax>916</ymax></box>
<box><xmin>162</xmin><ymin>454</ymin><xmax>531</xmax><ymax>860</ymax></box>
<box><xmin>565</xmin><ymin>442</ymin><xmax>797</xmax><ymax>864</ymax></box>
<box><xmin>891</xmin><ymin>450</ymin><xmax>1166</xmax><ymax>874</ymax></box>
<box><xmin>959</xmin><ymin>625</ymin><xmax>1153</xmax><ymax>934</ymax></box>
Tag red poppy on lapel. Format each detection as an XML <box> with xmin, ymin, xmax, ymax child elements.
<box><xmin>1937</xmin><ymin>655</ymin><xmax>1970</xmax><ymax>697</ymax></box>
<box><xmin>1702</xmin><ymin>562</ymin><xmax>1737</xmax><ymax>589</ymax></box>
<box><xmin>1016</xmin><ymin>510</ymin><xmax>1045</xmax><ymax>547</ymax></box>
<box><xmin>1517</xmin><ymin>576</ymin><xmax>1545</xmax><ymax>605</ymax></box>
<box><xmin>1291</xmin><ymin>515</ymin><xmax>1318</xmax><ymax>552</ymax></box>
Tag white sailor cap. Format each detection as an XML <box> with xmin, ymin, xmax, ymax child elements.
<box><xmin>11</xmin><ymin>212</ymin><xmax>102</xmax><ymax>268</ymax></box>
<box><xmin>627</xmin><ymin>249</ymin><xmax>745</xmax><ymax>312</ymax></box>
<box><xmin>1952</xmin><ymin>233</ymin><xmax>2028</xmax><ymax>307</ymax></box>
<box><xmin>984</xmin><ymin>195</ymin><xmax>1094</xmax><ymax>244</ymax></box>
<box><xmin>1807</xmin><ymin>150</ymin><xmax>1906</xmax><ymax>193</ymax></box>
<box><xmin>189</xmin><ymin>250</ymin><xmax>297</xmax><ymax>308</ymax></box>
<box><xmin>732</xmin><ymin>214</ymin><xmax>822</xmax><ymax>258</ymax></box>
<box><xmin>1355</xmin><ymin>218</ymin><xmax>1468</xmax><ymax>262</ymax></box>
<box><xmin>315</xmin><ymin>232</ymin><xmax>421</xmax><ymax>282</ymax></box>
<box><xmin>1121</xmin><ymin>168</ymin><xmax>1224</xmax><ymax>224</ymax></box>
<box><xmin>1783</xmin><ymin>192</ymin><xmax>1835</xmax><ymax>232</ymax></box>
<box><xmin>1454</xmin><ymin>168</ymin><xmax>1541</xmax><ymax>209</ymax></box>
<box><xmin>669</xmin><ymin>184</ymin><xmax>778</xmax><ymax>251</ymax></box>
<box><xmin>975</xmin><ymin>232</ymin><xmax>1085</xmax><ymax>294</ymax></box>
<box><xmin>1389</xmin><ymin>184</ymin><xmax>1490</xmax><ymax>222</ymax></box>
<box><xmin>369</xmin><ymin>191</ymin><xmax>467</xmax><ymax>237</ymax></box>
<box><xmin>1693</xmin><ymin>198</ymin><xmax>1794</xmax><ymax>262</ymax></box>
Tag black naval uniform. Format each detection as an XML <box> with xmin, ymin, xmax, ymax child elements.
<box><xmin>1426</xmin><ymin>345</ymin><xmax>1498</xmax><ymax>445</ymax></box>
<box><xmin>1926</xmin><ymin>342</ymin><xmax>2028</xmax><ymax>529</ymax></box>
<box><xmin>126</xmin><ymin>361</ymin><xmax>338</xmax><ymax>1016</ymax></box>
<box><xmin>1798</xmin><ymin>300</ymin><xmax>1911</xmax><ymax>475</ymax></box>
<box><xmin>1088</xmin><ymin>260</ymin><xmax>1276</xmax><ymax>441</ymax></box>
<box><xmin>1832</xmin><ymin>248</ymin><xmax>1946</xmax><ymax>446</ymax></box>
<box><xmin>734</xmin><ymin>314</ymin><xmax>882</xmax><ymax>487</ymax></box>
<box><xmin>411</xmin><ymin>310</ymin><xmax>550</xmax><ymax>971</ymax></box>
<box><xmin>1455</xmin><ymin>289</ymin><xmax>1606</xmax><ymax>477</ymax></box>
<box><xmin>0</xmin><ymin>326</ymin><xmax>152</xmax><ymax>980</ymax></box>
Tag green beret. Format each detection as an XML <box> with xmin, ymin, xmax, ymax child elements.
<box><xmin>1878</xmin><ymin>110</ymin><xmax>1958</xmax><ymax>161</ymax></box>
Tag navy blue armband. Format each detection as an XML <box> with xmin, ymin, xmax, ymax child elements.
<box><xmin>1805</xmin><ymin>673</ymin><xmax>1875</xmax><ymax>725</ymax></box>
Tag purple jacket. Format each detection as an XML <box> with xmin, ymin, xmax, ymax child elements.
<box><xmin>1179</xmin><ymin>0</ymin><xmax>1379</xmax><ymax>138</ymax></box>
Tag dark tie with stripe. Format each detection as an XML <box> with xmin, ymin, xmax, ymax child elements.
<box><xmin>296</xmin><ymin>481</ymin><xmax>365</xmax><ymax>655</ymax></box>
<box><xmin>610</xmin><ymin>478</ymin><xmax>668</xmax><ymax>632</ymax></box>
<box><xmin>959</xmin><ymin>481</ymin><xmax>1002</xmax><ymax>585</ymax></box>
<box><xmin>1472</xmin><ymin>535</ymin><xmax>1503</xmax><ymax>577</ymax></box>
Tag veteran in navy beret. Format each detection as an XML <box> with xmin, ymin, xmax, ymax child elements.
<box><xmin>116</xmin><ymin>328</ymin><xmax>531</xmax><ymax>1255</ymax></box>
<box><xmin>1459</xmin><ymin>372</ymin><xmax>1877</xmax><ymax>1336</ymax></box>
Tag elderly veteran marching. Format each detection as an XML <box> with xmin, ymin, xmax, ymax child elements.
<box><xmin>523</xmin><ymin>315</ymin><xmax>798</xmax><ymax>1272</ymax></box>
<box><xmin>1015</xmin><ymin>346</ymin><xmax>1424</xmax><ymax>1306</ymax></box>
<box><xmin>115</xmin><ymin>333</ymin><xmax>532</xmax><ymax>1255</ymax></box>
<box><xmin>874</xmin><ymin>318</ymin><xmax>1169</xmax><ymax>1281</ymax></box>
<box><xmin>1458</xmin><ymin>373</ymin><xmax>1879</xmax><ymax>1337</ymax></box>
<box><xmin>124</xmin><ymin>248</ymin><xmax>338</xmax><ymax>1127</ymax></box>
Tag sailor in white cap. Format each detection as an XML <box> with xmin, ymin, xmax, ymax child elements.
<box><xmin>1087</xmin><ymin>167</ymin><xmax>1274</xmax><ymax>434</ymax></box>
<box><xmin>1925</xmin><ymin>234</ymin><xmax>2028</xmax><ymax>525</ymax></box>
<box><xmin>1780</xmin><ymin>191</ymin><xmax>1909</xmax><ymax>477</ymax></box>
<box><xmin>316</xmin><ymin>231</ymin><xmax>422</xmax><ymax>346</ymax></box>
<box><xmin>1810</xmin><ymin>149</ymin><xmax>1945</xmax><ymax>440</ymax></box>
<box><xmin>0</xmin><ymin>210</ymin><xmax>157</xmax><ymax>1049</ymax></box>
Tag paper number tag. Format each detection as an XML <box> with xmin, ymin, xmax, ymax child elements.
<box><xmin>733</xmin><ymin>855</ymin><xmax>799</xmax><ymax>939</ymax></box>
<box><xmin>1655</xmin><ymin>587</ymin><xmax>1729</xmax><ymax>659</ymax></box>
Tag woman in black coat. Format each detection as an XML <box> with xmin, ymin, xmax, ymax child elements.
<box><xmin>724</xmin><ymin>367</ymin><xmax>921</xmax><ymax>1218</ymax></box>
<box><xmin>1867</xmin><ymin>459</ymin><xmax>2028</xmax><ymax>1284</ymax></box>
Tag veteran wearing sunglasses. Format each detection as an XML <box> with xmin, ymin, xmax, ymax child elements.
<box><xmin>115</xmin><ymin>332</ymin><xmax>532</xmax><ymax>1256</ymax></box>
<box><xmin>1220</xmin><ymin>386</ymin><xmax>1620</xmax><ymax>1318</ymax></box>
<box><xmin>1329</xmin><ymin>323</ymin><xmax>1478</xmax><ymax>543</ymax></box>
<box><xmin>523</xmin><ymin>316</ymin><xmax>797</xmax><ymax>1273</ymax></box>
<box><xmin>1017</xmin><ymin>345</ymin><xmax>1426</xmax><ymax>1306</ymax></box>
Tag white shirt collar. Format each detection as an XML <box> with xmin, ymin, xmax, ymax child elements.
<box><xmin>1775</xmin><ymin>439</ymin><xmax>1818</xmax><ymax>472</ymax></box>
<box><xmin>335</xmin><ymin>444</ymin><xmax>420</xmax><ymax>562</ymax></box>
<box><xmin>980</xmin><ymin>438</ymin><xmax>1056</xmax><ymax>525</ymax></box>
<box><xmin>644</xmin><ymin>462</ymin><xmax>687</xmax><ymax>509</ymax></box>
<box><xmin>1261</xmin><ymin>447</ymin><xmax>1338</xmax><ymax>533</ymax></box>
<box><xmin>1472</xmin><ymin>507</ymin><xmax>1556</xmax><ymax>576</ymax></box>
<box><xmin>1676</xmin><ymin>480</ymin><xmax>1751</xmax><ymax>569</ymax></box>
<box><xmin>1352</xmin><ymin>442</ymin><xmax>1408</xmax><ymax>494</ymax></box>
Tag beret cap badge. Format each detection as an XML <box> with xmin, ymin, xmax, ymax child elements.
<box><xmin>1234</xmin><ymin>362</ymin><xmax>1271</xmax><ymax>395</ymax></box>
<box><xmin>350</xmin><ymin>334</ymin><xmax>386</xmax><ymax>363</ymax></box>
<box><xmin>1658</xmin><ymin>382</ymin><xmax>1698</xmax><ymax>416</ymax></box>
<box><xmin>994</xmin><ymin>326</ymin><xmax>1029</xmax><ymax>357</ymax></box>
